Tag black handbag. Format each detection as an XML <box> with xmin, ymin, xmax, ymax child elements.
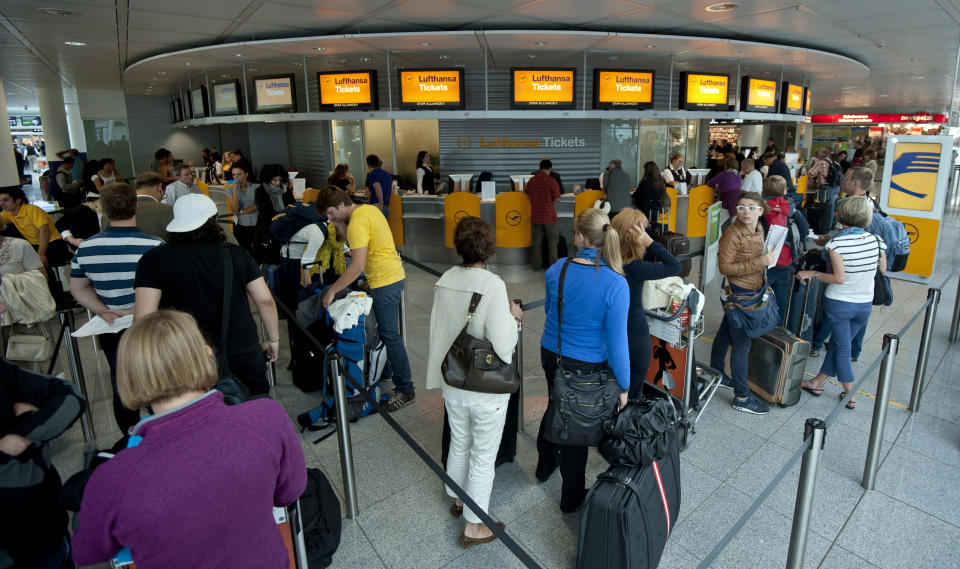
<box><xmin>872</xmin><ymin>236</ymin><xmax>892</xmax><ymax>306</ymax></box>
<box><xmin>441</xmin><ymin>292</ymin><xmax>520</xmax><ymax>394</ymax></box>
<box><xmin>543</xmin><ymin>259</ymin><xmax>622</xmax><ymax>447</ymax></box>
<box><xmin>598</xmin><ymin>398</ymin><xmax>677</xmax><ymax>468</ymax></box>
<box><xmin>215</xmin><ymin>245</ymin><xmax>249</xmax><ymax>405</ymax></box>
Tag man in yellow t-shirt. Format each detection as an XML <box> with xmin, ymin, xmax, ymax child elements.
<box><xmin>0</xmin><ymin>186</ymin><xmax>70</xmax><ymax>267</ymax></box>
<box><xmin>321</xmin><ymin>189</ymin><xmax>413</xmax><ymax>411</ymax></box>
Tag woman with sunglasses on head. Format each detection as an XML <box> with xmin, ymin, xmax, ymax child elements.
<box><xmin>710</xmin><ymin>192</ymin><xmax>779</xmax><ymax>415</ymax></box>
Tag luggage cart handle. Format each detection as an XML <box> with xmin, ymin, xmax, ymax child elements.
<box><xmin>644</xmin><ymin>290</ymin><xmax>701</xmax><ymax>323</ymax></box>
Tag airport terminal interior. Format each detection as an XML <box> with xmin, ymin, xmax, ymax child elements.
<box><xmin>2</xmin><ymin>1</ymin><xmax>960</xmax><ymax>568</ymax></box>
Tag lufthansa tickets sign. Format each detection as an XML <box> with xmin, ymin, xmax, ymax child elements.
<box><xmin>741</xmin><ymin>77</ymin><xmax>777</xmax><ymax>112</ymax></box>
<box><xmin>511</xmin><ymin>68</ymin><xmax>576</xmax><ymax>109</ymax></box>
<box><xmin>593</xmin><ymin>69</ymin><xmax>654</xmax><ymax>109</ymax></box>
<box><xmin>679</xmin><ymin>72</ymin><xmax>729</xmax><ymax>110</ymax></box>
<box><xmin>318</xmin><ymin>71</ymin><xmax>378</xmax><ymax>110</ymax></box>
<box><xmin>398</xmin><ymin>69</ymin><xmax>464</xmax><ymax>109</ymax></box>
<box><xmin>780</xmin><ymin>83</ymin><xmax>803</xmax><ymax>114</ymax></box>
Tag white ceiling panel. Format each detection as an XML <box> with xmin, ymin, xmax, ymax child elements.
<box><xmin>130</xmin><ymin>0</ymin><xmax>246</xmax><ymax>20</ymax></box>
<box><xmin>129</xmin><ymin>11</ymin><xmax>235</xmax><ymax>35</ymax></box>
<box><xmin>378</xmin><ymin>0</ymin><xmax>497</xmax><ymax>25</ymax></box>
<box><xmin>246</xmin><ymin>3</ymin><xmax>360</xmax><ymax>29</ymax></box>
<box><xmin>804</xmin><ymin>0</ymin><xmax>942</xmax><ymax>23</ymax></box>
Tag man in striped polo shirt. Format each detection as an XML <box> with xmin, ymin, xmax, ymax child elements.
<box><xmin>69</xmin><ymin>182</ymin><xmax>163</xmax><ymax>436</ymax></box>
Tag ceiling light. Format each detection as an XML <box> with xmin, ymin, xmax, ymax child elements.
<box><xmin>676</xmin><ymin>59</ymin><xmax>688</xmax><ymax>65</ymax></box>
<box><xmin>525</xmin><ymin>54</ymin><xmax>537</xmax><ymax>59</ymax></box>
<box><xmin>248</xmin><ymin>67</ymin><xmax>258</xmax><ymax>72</ymax></box>
<box><xmin>705</xmin><ymin>2</ymin><xmax>739</xmax><ymax>12</ymax></box>
<box><xmin>419</xmin><ymin>42</ymin><xmax>431</xmax><ymax>47</ymax></box>
<box><xmin>186</xmin><ymin>62</ymin><xmax>192</xmax><ymax>66</ymax></box>
<box><xmin>159</xmin><ymin>71</ymin><xmax>166</xmax><ymax>75</ymax></box>
<box><xmin>221</xmin><ymin>74</ymin><xmax>230</xmax><ymax>78</ymax></box>
<box><xmin>645</xmin><ymin>44</ymin><xmax>656</xmax><ymax>49</ymax></box>
<box><xmin>360</xmin><ymin>57</ymin><xmax>372</xmax><ymax>62</ymax></box>
<box><xmin>916</xmin><ymin>75</ymin><xmax>925</xmax><ymax>79</ymax></box>
<box><xmin>235</xmin><ymin>53</ymin><xmax>242</xmax><ymax>57</ymax></box>
<box><xmin>37</xmin><ymin>8</ymin><xmax>75</xmax><ymax>16</ymax></box>
<box><xmin>535</xmin><ymin>41</ymin><xmax>547</xmax><ymax>46</ymax></box>
<box><xmin>292</xmin><ymin>61</ymin><xmax>302</xmax><ymax>66</ymax></box>
<box><xmin>609</xmin><ymin>56</ymin><xmax>619</xmax><ymax>61</ymax></box>
<box><xmin>340</xmin><ymin>59</ymin><xmax>348</xmax><ymax>63</ymax></box>
<box><xmin>879</xmin><ymin>94</ymin><xmax>888</xmax><ymax>98</ymax></box>
<box><xmin>64</xmin><ymin>41</ymin><xmax>86</xmax><ymax>46</ymax></box>
<box><xmin>439</xmin><ymin>55</ymin><xmax>451</xmax><ymax>61</ymax></box>
<box><xmin>734</xmin><ymin>49</ymin><xmax>743</xmax><ymax>55</ymax></box>
<box><xmin>316</xmin><ymin>47</ymin><xmax>325</xmax><ymax>52</ymax></box>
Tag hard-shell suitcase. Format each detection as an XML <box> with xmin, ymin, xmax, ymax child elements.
<box><xmin>647</xmin><ymin>206</ymin><xmax>691</xmax><ymax>277</ymax></box>
<box><xmin>748</xmin><ymin>283</ymin><xmax>810</xmax><ymax>407</ymax></box>
<box><xmin>576</xmin><ymin>431</ymin><xmax>681</xmax><ymax>569</ymax></box>
<box><xmin>805</xmin><ymin>202</ymin><xmax>831</xmax><ymax>235</ymax></box>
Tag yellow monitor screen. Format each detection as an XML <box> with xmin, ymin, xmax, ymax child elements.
<box><xmin>398</xmin><ymin>69</ymin><xmax>464</xmax><ymax>109</ymax></box>
<box><xmin>781</xmin><ymin>83</ymin><xmax>803</xmax><ymax>114</ymax></box>
<box><xmin>318</xmin><ymin>71</ymin><xmax>377</xmax><ymax>110</ymax></box>
<box><xmin>511</xmin><ymin>68</ymin><xmax>576</xmax><ymax>109</ymax></box>
<box><xmin>741</xmin><ymin>77</ymin><xmax>777</xmax><ymax>112</ymax></box>
<box><xmin>593</xmin><ymin>69</ymin><xmax>654</xmax><ymax>109</ymax></box>
<box><xmin>680</xmin><ymin>73</ymin><xmax>729</xmax><ymax>110</ymax></box>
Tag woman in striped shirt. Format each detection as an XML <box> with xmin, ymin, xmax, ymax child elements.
<box><xmin>798</xmin><ymin>196</ymin><xmax>886</xmax><ymax>409</ymax></box>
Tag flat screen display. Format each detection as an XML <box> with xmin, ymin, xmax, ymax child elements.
<box><xmin>679</xmin><ymin>72</ymin><xmax>729</xmax><ymax>110</ymax></box>
<box><xmin>398</xmin><ymin>68</ymin><xmax>465</xmax><ymax>109</ymax></box>
<box><xmin>8</xmin><ymin>118</ymin><xmax>17</xmax><ymax>127</ymax></box>
<box><xmin>318</xmin><ymin>70</ymin><xmax>378</xmax><ymax>110</ymax></box>
<box><xmin>253</xmin><ymin>74</ymin><xmax>296</xmax><ymax>113</ymax></box>
<box><xmin>593</xmin><ymin>69</ymin><xmax>654</xmax><ymax>109</ymax></box>
<box><xmin>211</xmin><ymin>80</ymin><xmax>242</xmax><ymax>116</ymax></box>
<box><xmin>511</xmin><ymin>68</ymin><xmax>576</xmax><ymax>109</ymax></box>
<box><xmin>190</xmin><ymin>86</ymin><xmax>208</xmax><ymax>119</ymax></box>
<box><xmin>740</xmin><ymin>77</ymin><xmax>777</xmax><ymax>112</ymax></box>
<box><xmin>19</xmin><ymin>116</ymin><xmax>41</xmax><ymax>127</ymax></box>
<box><xmin>780</xmin><ymin>83</ymin><xmax>804</xmax><ymax>114</ymax></box>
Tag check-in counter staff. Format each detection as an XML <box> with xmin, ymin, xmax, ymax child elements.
<box><xmin>416</xmin><ymin>151</ymin><xmax>437</xmax><ymax>195</ymax></box>
<box><xmin>662</xmin><ymin>154</ymin><xmax>692</xmax><ymax>192</ymax></box>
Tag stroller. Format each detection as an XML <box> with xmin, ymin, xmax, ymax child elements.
<box><xmin>294</xmin><ymin>285</ymin><xmax>390</xmax><ymax>439</ymax></box>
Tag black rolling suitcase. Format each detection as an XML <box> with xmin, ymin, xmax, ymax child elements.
<box><xmin>576</xmin><ymin>431</ymin><xmax>681</xmax><ymax>569</ymax></box>
<box><xmin>805</xmin><ymin>201</ymin><xmax>831</xmax><ymax>235</ymax></box>
<box><xmin>647</xmin><ymin>206</ymin><xmax>691</xmax><ymax>277</ymax></box>
<box><xmin>441</xmin><ymin>389</ymin><xmax>519</xmax><ymax>468</ymax></box>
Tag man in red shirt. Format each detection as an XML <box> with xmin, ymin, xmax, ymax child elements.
<box><xmin>525</xmin><ymin>159</ymin><xmax>562</xmax><ymax>270</ymax></box>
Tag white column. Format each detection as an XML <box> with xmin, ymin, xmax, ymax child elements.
<box><xmin>62</xmin><ymin>84</ymin><xmax>86</xmax><ymax>152</ymax></box>
<box><xmin>0</xmin><ymin>75</ymin><xmax>19</xmax><ymax>185</ymax></box>
<box><xmin>37</xmin><ymin>86</ymin><xmax>71</xmax><ymax>154</ymax></box>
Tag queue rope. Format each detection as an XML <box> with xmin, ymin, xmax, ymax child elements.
<box><xmin>272</xmin><ymin>292</ymin><xmax>545</xmax><ymax>569</ymax></box>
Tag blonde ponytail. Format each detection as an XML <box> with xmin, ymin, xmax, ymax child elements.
<box><xmin>574</xmin><ymin>208</ymin><xmax>624</xmax><ymax>275</ymax></box>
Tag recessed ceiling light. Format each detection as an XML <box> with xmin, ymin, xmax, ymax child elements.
<box><xmin>419</xmin><ymin>42</ymin><xmax>431</xmax><ymax>47</ymax></box>
<box><xmin>535</xmin><ymin>41</ymin><xmax>547</xmax><ymax>46</ymax></box>
<box><xmin>37</xmin><ymin>8</ymin><xmax>75</xmax><ymax>16</ymax></box>
<box><xmin>248</xmin><ymin>67</ymin><xmax>258</xmax><ymax>72</ymax></box>
<box><xmin>525</xmin><ymin>54</ymin><xmax>537</xmax><ymax>59</ymax></box>
<box><xmin>64</xmin><ymin>41</ymin><xmax>86</xmax><ymax>46</ymax></box>
<box><xmin>705</xmin><ymin>2</ymin><xmax>739</xmax><ymax>12</ymax></box>
<box><xmin>221</xmin><ymin>74</ymin><xmax>230</xmax><ymax>78</ymax></box>
<box><xmin>609</xmin><ymin>56</ymin><xmax>619</xmax><ymax>61</ymax></box>
<box><xmin>292</xmin><ymin>61</ymin><xmax>302</xmax><ymax>66</ymax></box>
<box><xmin>734</xmin><ymin>49</ymin><xmax>743</xmax><ymax>55</ymax></box>
<box><xmin>359</xmin><ymin>57</ymin><xmax>372</xmax><ymax>62</ymax></box>
<box><xmin>316</xmin><ymin>47</ymin><xmax>325</xmax><ymax>52</ymax></box>
<box><xmin>676</xmin><ymin>59</ymin><xmax>688</xmax><ymax>65</ymax></box>
<box><xmin>159</xmin><ymin>71</ymin><xmax>166</xmax><ymax>75</ymax></box>
<box><xmin>439</xmin><ymin>55</ymin><xmax>451</xmax><ymax>61</ymax></box>
<box><xmin>339</xmin><ymin>59</ymin><xmax>348</xmax><ymax>64</ymax></box>
<box><xmin>645</xmin><ymin>44</ymin><xmax>656</xmax><ymax>49</ymax></box>
<box><xmin>879</xmin><ymin>94</ymin><xmax>888</xmax><ymax>98</ymax></box>
<box><xmin>235</xmin><ymin>53</ymin><xmax>242</xmax><ymax>57</ymax></box>
<box><xmin>906</xmin><ymin>99</ymin><xmax>914</xmax><ymax>102</ymax></box>
<box><xmin>186</xmin><ymin>62</ymin><xmax>192</xmax><ymax>66</ymax></box>
<box><xmin>916</xmin><ymin>75</ymin><xmax>925</xmax><ymax>79</ymax></box>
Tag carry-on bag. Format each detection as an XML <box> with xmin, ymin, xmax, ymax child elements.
<box><xmin>576</xmin><ymin>427</ymin><xmax>681</xmax><ymax>569</ymax></box>
<box><xmin>747</xmin><ymin>281</ymin><xmax>810</xmax><ymax>407</ymax></box>
<box><xmin>441</xmin><ymin>388</ymin><xmax>519</xmax><ymax>469</ymax></box>
<box><xmin>805</xmin><ymin>202</ymin><xmax>831</xmax><ymax>235</ymax></box>
<box><xmin>647</xmin><ymin>203</ymin><xmax>691</xmax><ymax>277</ymax></box>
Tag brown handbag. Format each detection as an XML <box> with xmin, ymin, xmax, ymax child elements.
<box><xmin>441</xmin><ymin>292</ymin><xmax>520</xmax><ymax>394</ymax></box>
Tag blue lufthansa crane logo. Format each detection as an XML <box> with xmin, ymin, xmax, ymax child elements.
<box><xmin>506</xmin><ymin>210</ymin><xmax>522</xmax><ymax>226</ymax></box>
<box><xmin>890</xmin><ymin>151</ymin><xmax>939</xmax><ymax>199</ymax></box>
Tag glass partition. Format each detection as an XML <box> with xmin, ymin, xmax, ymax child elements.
<box><xmin>393</xmin><ymin>119</ymin><xmax>439</xmax><ymax>190</ymax></box>
<box><xmin>361</xmin><ymin>120</ymin><xmax>395</xmax><ymax>184</ymax></box>
<box><xmin>638</xmin><ymin>119</ymin><xmax>669</xmax><ymax>172</ymax></box>
<box><xmin>600</xmin><ymin>119</ymin><xmax>639</xmax><ymax>185</ymax></box>
<box><xmin>331</xmin><ymin>119</ymin><xmax>364</xmax><ymax>183</ymax></box>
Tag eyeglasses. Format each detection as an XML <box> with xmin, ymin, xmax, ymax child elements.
<box><xmin>736</xmin><ymin>205</ymin><xmax>763</xmax><ymax>213</ymax></box>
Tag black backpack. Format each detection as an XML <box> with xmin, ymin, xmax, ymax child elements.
<box><xmin>299</xmin><ymin>468</ymin><xmax>342</xmax><ymax>568</ymax></box>
<box><xmin>826</xmin><ymin>160</ymin><xmax>844</xmax><ymax>187</ymax></box>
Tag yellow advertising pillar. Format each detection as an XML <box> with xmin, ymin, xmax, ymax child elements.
<box><xmin>444</xmin><ymin>192</ymin><xmax>481</xmax><ymax>248</ymax></box>
<box><xmin>574</xmin><ymin>190</ymin><xmax>604</xmax><ymax>218</ymax></box>
<box><xmin>685</xmin><ymin>185</ymin><xmax>714</xmax><ymax>238</ymax></box>
<box><xmin>388</xmin><ymin>194</ymin><xmax>404</xmax><ymax>246</ymax></box>
<box><xmin>495</xmin><ymin>192</ymin><xmax>532</xmax><ymax>247</ymax></box>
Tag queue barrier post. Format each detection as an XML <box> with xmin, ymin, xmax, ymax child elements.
<box><xmin>909</xmin><ymin>288</ymin><xmax>941</xmax><ymax>411</ymax></box>
<box><xmin>61</xmin><ymin>311</ymin><xmax>96</xmax><ymax>443</ymax></box>
<box><xmin>786</xmin><ymin>418</ymin><xmax>827</xmax><ymax>569</ymax></box>
<box><xmin>330</xmin><ymin>350</ymin><xmax>360</xmax><ymax>518</ymax></box>
<box><xmin>950</xmin><ymin>271</ymin><xmax>960</xmax><ymax>343</ymax></box>
<box><xmin>863</xmin><ymin>333</ymin><xmax>899</xmax><ymax>491</ymax></box>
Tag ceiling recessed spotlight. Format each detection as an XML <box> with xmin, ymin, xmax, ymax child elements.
<box><xmin>235</xmin><ymin>53</ymin><xmax>242</xmax><ymax>57</ymax></box>
<box><xmin>439</xmin><ymin>55</ymin><xmax>451</xmax><ymax>61</ymax></box>
<box><xmin>159</xmin><ymin>71</ymin><xmax>166</xmax><ymax>75</ymax></box>
<box><xmin>419</xmin><ymin>42</ymin><xmax>431</xmax><ymax>47</ymax></box>
<box><xmin>64</xmin><ymin>41</ymin><xmax>85</xmax><ymax>46</ymax></box>
<box><xmin>292</xmin><ymin>61</ymin><xmax>302</xmax><ymax>66</ymax></box>
<box><xmin>37</xmin><ymin>8</ymin><xmax>75</xmax><ymax>16</ymax></box>
<box><xmin>609</xmin><ymin>56</ymin><xmax>619</xmax><ymax>61</ymax></box>
<box><xmin>676</xmin><ymin>59</ymin><xmax>688</xmax><ymax>65</ymax></box>
<box><xmin>535</xmin><ymin>41</ymin><xmax>547</xmax><ymax>46</ymax></box>
<box><xmin>879</xmin><ymin>93</ymin><xmax>888</xmax><ymax>98</ymax></box>
<box><xmin>916</xmin><ymin>75</ymin><xmax>925</xmax><ymax>79</ymax></box>
<box><xmin>248</xmin><ymin>67</ymin><xmax>258</xmax><ymax>71</ymax></box>
<box><xmin>186</xmin><ymin>62</ymin><xmax>192</xmax><ymax>66</ymax></box>
<box><xmin>339</xmin><ymin>58</ymin><xmax>348</xmax><ymax>63</ymax></box>
<box><xmin>221</xmin><ymin>74</ymin><xmax>230</xmax><ymax>78</ymax></box>
<box><xmin>705</xmin><ymin>2</ymin><xmax>739</xmax><ymax>12</ymax></box>
<box><xmin>359</xmin><ymin>57</ymin><xmax>372</xmax><ymax>62</ymax></box>
<box><xmin>734</xmin><ymin>49</ymin><xmax>743</xmax><ymax>55</ymax></box>
<box><xmin>645</xmin><ymin>44</ymin><xmax>656</xmax><ymax>49</ymax></box>
<box><xmin>525</xmin><ymin>54</ymin><xmax>537</xmax><ymax>59</ymax></box>
<box><xmin>316</xmin><ymin>47</ymin><xmax>325</xmax><ymax>52</ymax></box>
<box><xmin>906</xmin><ymin>99</ymin><xmax>914</xmax><ymax>102</ymax></box>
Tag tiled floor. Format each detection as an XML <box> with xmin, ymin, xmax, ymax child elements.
<box><xmin>48</xmin><ymin>211</ymin><xmax>960</xmax><ymax>569</ymax></box>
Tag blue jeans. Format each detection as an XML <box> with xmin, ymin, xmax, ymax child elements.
<box><xmin>812</xmin><ymin>317</ymin><xmax>866</xmax><ymax>357</ymax></box>
<box><xmin>819</xmin><ymin>298</ymin><xmax>871</xmax><ymax>383</ymax></box>
<box><xmin>710</xmin><ymin>284</ymin><xmax>757</xmax><ymax>399</ymax></box>
<box><xmin>370</xmin><ymin>279</ymin><xmax>412</xmax><ymax>394</ymax></box>
<box><xmin>767</xmin><ymin>267</ymin><xmax>794</xmax><ymax>329</ymax></box>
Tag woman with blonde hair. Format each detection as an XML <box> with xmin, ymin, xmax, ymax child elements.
<box><xmin>611</xmin><ymin>208</ymin><xmax>682</xmax><ymax>398</ymax></box>
<box><xmin>72</xmin><ymin>310</ymin><xmax>306</xmax><ymax>569</ymax></box>
<box><xmin>536</xmin><ymin>208</ymin><xmax>630</xmax><ymax>512</ymax></box>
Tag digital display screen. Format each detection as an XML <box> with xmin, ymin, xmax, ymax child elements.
<box><xmin>679</xmin><ymin>72</ymin><xmax>729</xmax><ymax>110</ymax></box>
<box><xmin>781</xmin><ymin>83</ymin><xmax>804</xmax><ymax>114</ymax></box>
<box><xmin>212</xmin><ymin>80</ymin><xmax>241</xmax><ymax>116</ymax></box>
<box><xmin>253</xmin><ymin>74</ymin><xmax>296</xmax><ymax>113</ymax></box>
<box><xmin>19</xmin><ymin>116</ymin><xmax>41</xmax><ymax>127</ymax></box>
<box><xmin>319</xmin><ymin>70</ymin><xmax>378</xmax><ymax>110</ymax></box>
<box><xmin>593</xmin><ymin>69</ymin><xmax>654</xmax><ymax>109</ymax></box>
<box><xmin>398</xmin><ymin>68</ymin><xmax>465</xmax><ymax>109</ymax></box>
<box><xmin>741</xmin><ymin>77</ymin><xmax>777</xmax><ymax>112</ymax></box>
<box><xmin>511</xmin><ymin>68</ymin><xmax>576</xmax><ymax>109</ymax></box>
<box><xmin>8</xmin><ymin>118</ymin><xmax>17</xmax><ymax>127</ymax></box>
<box><xmin>190</xmin><ymin>86</ymin><xmax>208</xmax><ymax>119</ymax></box>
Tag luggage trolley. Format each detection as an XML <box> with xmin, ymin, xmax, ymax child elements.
<box><xmin>643</xmin><ymin>289</ymin><xmax>724</xmax><ymax>450</ymax></box>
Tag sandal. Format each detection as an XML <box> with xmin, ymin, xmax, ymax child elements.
<box><xmin>450</xmin><ymin>502</ymin><xmax>463</xmax><ymax>518</ymax></box>
<box><xmin>801</xmin><ymin>380</ymin><xmax>823</xmax><ymax>397</ymax></box>
<box><xmin>840</xmin><ymin>391</ymin><xmax>856</xmax><ymax>409</ymax></box>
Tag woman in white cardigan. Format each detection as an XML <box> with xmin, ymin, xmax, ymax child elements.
<box><xmin>426</xmin><ymin>216</ymin><xmax>523</xmax><ymax>548</ymax></box>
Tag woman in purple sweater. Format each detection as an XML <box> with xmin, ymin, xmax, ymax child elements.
<box><xmin>72</xmin><ymin>310</ymin><xmax>306</xmax><ymax>569</ymax></box>
<box><xmin>706</xmin><ymin>155</ymin><xmax>743</xmax><ymax>218</ymax></box>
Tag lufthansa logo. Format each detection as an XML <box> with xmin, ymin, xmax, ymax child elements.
<box><xmin>506</xmin><ymin>210</ymin><xmax>522</xmax><ymax>226</ymax></box>
<box><xmin>904</xmin><ymin>222</ymin><xmax>920</xmax><ymax>245</ymax></box>
<box><xmin>454</xmin><ymin>210</ymin><xmax>469</xmax><ymax>224</ymax></box>
<box><xmin>456</xmin><ymin>135</ymin><xmax>472</xmax><ymax>149</ymax></box>
<box><xmin>698</xmin><ymin>202</ymin><xmax>709</xmax><ymax>217</ymax></box>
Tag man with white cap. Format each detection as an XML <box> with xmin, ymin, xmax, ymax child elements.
<box><xmin>134</xmin><ymin>194</ymin><xmax>280</xmax><ymax>396</ymax></box>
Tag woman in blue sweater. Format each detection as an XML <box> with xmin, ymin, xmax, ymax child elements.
<box><xmin>611</xmin><ymin>209</ymin><xmax>683</xmax><ymax>398</ymax></box>
<box><xmin>535</xmin><ymin>208</ymin><xmax>630</xmax><ymax>512</ymax></box>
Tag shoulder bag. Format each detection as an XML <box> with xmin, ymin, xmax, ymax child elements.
<box><xmin>441</xmin><ymin>292</ymin><xmax>520</xmax><ymax>394</ymax></box>
<box><xmin>720</xmin><ymin>279</ymin><xmax>780</xmax><ymax>339</ymax></box>
<box><xmin>872</xmin><ymin>236</ymin><xmax>892</xmax><ymax>306</ymax></box>
<box><xmin>215</xmin><ymin>245</ymin><xmax>250</xmax><ymax>405</ymax></box>
<box><xmin>642</xmin><ymin>276</ymin><xmax>686</xmax><ymax>311</ymax></box>
<box><xmin>543</xmin><ymin>259</ymin><xmax>622</xmax><ymax>447</ymax></box>
<box><xmin>5</xmin><ymin>323</ymin><xmax>54</xmax><ymax>362</ymax></box>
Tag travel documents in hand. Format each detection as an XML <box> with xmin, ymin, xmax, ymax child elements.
<box><xmin>763</xmin><ymin>224</ymin><xmax>788</xmax><ymax>268</ymax></box>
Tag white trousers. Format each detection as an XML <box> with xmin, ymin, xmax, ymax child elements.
<box><xmin>443</xmin><ymin>393</ymin><xmax>509</xmax><ymax>524</ymax></box>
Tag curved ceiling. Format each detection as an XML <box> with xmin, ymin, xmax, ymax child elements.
<box><xmin>1</xmin><ymin>0</ymin><xmax>959</xmax><ymax>115</ymax></box>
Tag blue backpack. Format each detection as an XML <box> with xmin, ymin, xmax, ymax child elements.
<box><xmin>871</xmin><ymin>209</ymin><xmax>910</xmax><ymax>272</ymax></box>
<box><xmin>270</xmin><ymin>204</ymin><xmax>328</xmax><ymax>244</ymax></box>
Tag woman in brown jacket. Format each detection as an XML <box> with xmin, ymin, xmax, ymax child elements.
<box><xmin>709</xmin><ymin>191</ymin><xmax>778</xmax><ymax>415</ymax></box>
